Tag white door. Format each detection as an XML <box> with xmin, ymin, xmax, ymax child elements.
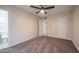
<box><xmin>39</xmin><ymin>19</ymin><xmax>48</xmax><ymax>36</ymax></box>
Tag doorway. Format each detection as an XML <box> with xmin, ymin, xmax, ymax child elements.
<box><xmin>39</xmin><ymin>19</ymin><xmax>48</xmax><ymax>36</ymax></box>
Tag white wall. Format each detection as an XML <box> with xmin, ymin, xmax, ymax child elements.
<box><xmin>72</xmin><ymin>6</ymin><xmax>79</xmax><ymax>51</ymax></box>
<box><xmin>47</xmin><ymin>12</ymin><xmax>72</xmax><ymax>40</ymax></box>
<box><xmin>0</xmin><ymin>6</ymin><xmax>39</xmax><ymax>46</ymax></box>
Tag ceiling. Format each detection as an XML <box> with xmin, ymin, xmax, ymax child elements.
<box><xmin>14</xmin><ymin>5</ymin><xmax>75</xmax><ymax>18</ymax></box>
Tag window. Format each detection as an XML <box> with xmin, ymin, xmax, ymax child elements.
<box><xmin>0</xmin><ymin>9</ymin><xmax>8</xmax><ymax>44</ymax></box>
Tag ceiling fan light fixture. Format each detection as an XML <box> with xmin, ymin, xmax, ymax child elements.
<box><xmin>40</xmin><ymin>9</ymin><xmax>45</xmax><ymax>13</ymax></box>
<box><xmin>30</xmin><ymin>5</ymin><xmax>55</xmax><ymax>14</ymax></box>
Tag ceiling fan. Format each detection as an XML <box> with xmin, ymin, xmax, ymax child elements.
<box><xmin>30</xmin><ymin>5</ymin><xmax>55</xmax><ymax>14</ymax></box>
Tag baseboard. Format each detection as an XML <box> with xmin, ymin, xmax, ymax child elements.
<box><xmin>46</xmin><ymin>35</ymin><xmax>72</xmax><ymax>41</ymax></box>
<box><xmin>7</xmin><ymin>36</ymin><xmax>38</xmax><ymax>49</ymax></box>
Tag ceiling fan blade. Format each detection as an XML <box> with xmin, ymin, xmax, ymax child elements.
<box><xmin>35</xmin><ymin>10</ymin><xmax>40</xmax><ymax>14</ymax></box>
<box><xmin>30</xmin><ymin>5</ymin><xmax>41</xmax><ymax>9</ymax></box>
<box><xmin>40</xmin><ymin>5</ymin><xmax>44</xmax><ymax>8</ymax></box>
<box><xmin>44</xmin><ymin>6</ymin><xmax>55</xmax><ymax>9</ymax></box>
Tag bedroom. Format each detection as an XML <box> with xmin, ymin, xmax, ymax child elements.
<box><xmin>0</xmin><ymin>5</ymin><xmax>79</xmax><ymax>53</ymax></box>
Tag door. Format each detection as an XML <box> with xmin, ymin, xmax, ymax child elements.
<box><xmin>39</xmin><ymin>19</ymin><xmax>48</xmax><ymax>36</ymax></box>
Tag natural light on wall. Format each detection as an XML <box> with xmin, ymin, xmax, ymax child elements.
<box><xmin>0</xmin><ymin>9</ymin><xmax>8</xmax><ymax>49</ymax></box>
